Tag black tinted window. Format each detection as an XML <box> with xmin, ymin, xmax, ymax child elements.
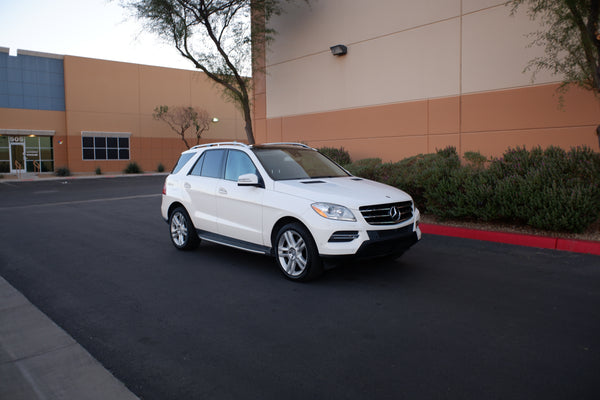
<box><xmin>200</xmin><ymin>150</ymin><xmax>226</xmax><ymax>178</ymax></box>
<box><xmin>189</xmin><ymin>153</ymin><xmax>205</xmax><ymax>176</ymax></box>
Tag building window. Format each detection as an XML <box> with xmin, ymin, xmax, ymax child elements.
<box><xmin>25</xmin><ymin>136</ymin><xmax>54</xmax><ymax>172</ymax></box>
<box><xmin>0</xmin><ymin>136</ymin><xmax>9</xmax><ymax>173</ymax></box>
<box><xmin>82</xmin><ymin>133</ymin><xmax>130</xmax><ymax>160</ymax></box>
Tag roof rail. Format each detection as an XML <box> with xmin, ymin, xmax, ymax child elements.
<box><xmin>260</xmin><ymin>142</ymin><xmax>315</xmax><ymax>150</ymax></box>
<box><xmin>190</xmin><ymin>142</ymin><xmax>250</xmax><ymax>150</ymax></box>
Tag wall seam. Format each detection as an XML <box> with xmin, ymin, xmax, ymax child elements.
<box><xmin>459</xmin><ymin>0</ymin><xmax>464</xmax><ymax>156</ymax></box>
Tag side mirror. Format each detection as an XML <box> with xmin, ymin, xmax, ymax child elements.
<box><xmin>237</xmin><ymin>173</ymin><xmax>261</xmax><ymax>187</ymax></box>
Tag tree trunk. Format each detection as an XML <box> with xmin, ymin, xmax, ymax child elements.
<box><xmin>243</xmin><ymin>102</ymin><xmax>255</xmax><ymax>145</ymax></box>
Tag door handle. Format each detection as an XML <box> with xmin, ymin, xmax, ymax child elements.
<box><xmin>218</xmin><ymin>187</ymin><xmax>227</xmax><ymax>195</ymax></box>
<box><xmin>184</xmin><ymin>182</ymin><xmax>191</xmax><ymax>189</ymax></box>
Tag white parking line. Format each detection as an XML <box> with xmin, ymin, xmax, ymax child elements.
<box><xmin>0</xmin><ymin>194</ymin><xmax>161</xmax><ymax>210</ymax></box>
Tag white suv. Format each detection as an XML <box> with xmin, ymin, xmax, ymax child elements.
<box><xmin>161</xmin><ymin>142</ymin><xmax>421</xmax><ymax>281</ymax></box>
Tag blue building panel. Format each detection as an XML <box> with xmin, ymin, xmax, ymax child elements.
<box><xmin>9</xmin><ymin>95</ymin><xmax>24</xmax><ymax>108</ymax></box>
<box><xmin>0</xmin><ymin>77</ymin><xmax>7</xmax><ymax>95</ymax></box>
<box><xmin>24</xmin><ymin>96</ymin><xmax>39</xmax><ymax>109</ymax></box>
<box><xmin>0</xmin><ymin>51</ymin><xmax>65</xmax><ymax>111</ymax></box>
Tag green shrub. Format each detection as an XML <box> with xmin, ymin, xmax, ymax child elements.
<box><xmin>124</xmin><ymin>162</ymin><xmax>143</xmax><ymax>174</ymax></box>
<box><xmin>345</xmin><ymin>158</ymin><xmax>382</xmax><ymax>181</ymax></box>
<box><xmin>343</xmin><ymin>145</ymin><xmax>600</xmax><ymax>233</ymax></box>
<box><xmin>319</xmin><ymin>147</ymin><xmax>352</xmax><ymax>166</ymax></box>
<box><xmin>95</xmin><ymin>167</ymin><xmax>102</xmax><ymax>175</ymax></box>
<box><xmin>55</xmin><ymin>167</ymin><xmax>71</xmax><ymax>177</ymax></box>
<box><xmin>157</xmin><ymin>163</ymin><xmax>165</xmax><ymax>173</ymax></box>
<box><xmin>489</xmin><ymin>146</ymin><xmax>600</xmax><ymax>232</ymax></box>
<box><xmin>463</xmin><ymin>151</ymin><xmax>488</xmax><ymax>169</ymax></box>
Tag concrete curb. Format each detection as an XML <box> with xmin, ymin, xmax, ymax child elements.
<box><xmin>420</xmin><ymin>223</ymin><xmax>600</xmax><ymax>256</ymax></box>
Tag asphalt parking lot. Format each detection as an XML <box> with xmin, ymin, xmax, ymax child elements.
<box><xmin>1</xmin><ymin>175</ymin><xmax>599</xmax><ymax>400</ymax></box>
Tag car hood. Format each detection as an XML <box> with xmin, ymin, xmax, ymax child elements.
<box><xmin>273</xmin><ymin>177</ymin><xmax>413</xmax><ymax>209</ymax></box>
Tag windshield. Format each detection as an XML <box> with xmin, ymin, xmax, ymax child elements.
<box><xmin>252</xmin><ymin>147</ymin><xmax>350</xmax><ymax>181</ymax></box>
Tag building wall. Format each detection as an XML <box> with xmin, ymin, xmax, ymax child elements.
<box><xmin>1</xmin><ymin>48</ymin><xmax>244</xmax><ymax>174</ymax></box>
<box><xmin>254</xmin><ymin>0</ymin><xmax>600</xmax><ymax>161</ymax></box>
<box><xmin>63</xmin><ymin>56</ymin><xmax>244</xmax><ymax>173</ymax></box>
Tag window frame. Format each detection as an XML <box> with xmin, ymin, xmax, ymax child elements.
<box><xmin>81</xmin><ymin>132</ymin><xmax>131</xmax><ymax>161</ymax></box>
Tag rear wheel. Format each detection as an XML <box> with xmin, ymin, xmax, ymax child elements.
<box><xmin>275</xmin><ymin>223</ymin><xmax>323</xmax><ymax>281</ymax></box>
<box><xmin>169</xmin><ymin>207</ymin><xmax>200</xmax><ymax>250</ymax></box>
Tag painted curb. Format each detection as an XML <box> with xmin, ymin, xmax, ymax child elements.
<box><xmin>420</xmin><ymin>223</ymin><xmax>600</xmax><ymax>256</ymax></box>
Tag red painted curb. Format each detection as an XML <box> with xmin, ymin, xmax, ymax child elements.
<box><xmin>420</xmin><ymin>223</ymin><xmax>600</xmax><ymax>256</ymax></box>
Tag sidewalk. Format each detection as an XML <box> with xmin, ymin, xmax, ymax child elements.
<box><xmin>0</xmin><ymin>276</ymin><xmax>139</xmax><ymax>400</ymax></box>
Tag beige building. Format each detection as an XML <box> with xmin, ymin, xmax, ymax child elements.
<box><xmin>1</xmin><ymin>47</ymin><xmax>244</xmax><ymax>175</ymax></box>
<box><xmin>253</xmin><ymin>0</ymin><xmax>600</xmax><ymax>161</ymax></box>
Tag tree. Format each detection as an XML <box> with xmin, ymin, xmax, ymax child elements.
<box><xmin>510</xmin><ymin>0</ymin><xmax>600</xmax><ymax>94</ymax></box>
<box><xmin>123</xmin><ymin>0</ymin><xmax>288</xmax><ymax>145</ymax></box>
<box><xmin>153</xmin><ymin>105</ymin><xmax>211</xmax><ymax>148</ymax></box>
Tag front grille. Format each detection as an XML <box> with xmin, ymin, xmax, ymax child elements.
<box><xmin>359</xmin><ymin>201</ymin><xmax>413</xmax><ymax>225</ymax></box>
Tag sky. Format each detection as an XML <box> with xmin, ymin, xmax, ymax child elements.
<box><xmin>0</xmin><ymin>0</ymin><xmax>196</xmax><ymax>70</ymax></box>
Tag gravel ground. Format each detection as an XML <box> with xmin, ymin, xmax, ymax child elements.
<box><xmin>421</xmin><ymin>214</ymin><xmax>600</xmax><ymax>243</ymax></box>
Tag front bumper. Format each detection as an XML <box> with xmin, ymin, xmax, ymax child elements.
<box><xmin>321</xmin><ymin>223</ymin><xmax>420</xmax><ymax>260</ymax></box>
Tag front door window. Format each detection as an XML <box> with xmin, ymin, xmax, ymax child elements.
<box><xmin>10</xmin><ymin>143</ymin><xmax>25</xmax><ymax>173</ymax></box>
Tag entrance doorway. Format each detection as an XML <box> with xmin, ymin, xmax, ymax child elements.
<box><xmin>10</xmin><ymin>142</ymin><xmax>25</xmax><ymax>174</ymax></box>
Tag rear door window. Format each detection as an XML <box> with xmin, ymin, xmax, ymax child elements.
<box><xmin>199</xmin><ymin>149</ymin><xmax>226</xmax><ymax>179</ymax></box>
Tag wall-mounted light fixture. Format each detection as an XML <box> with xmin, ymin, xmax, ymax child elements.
<box><xmin>330</xmin><ymin>44</ymin><xmax>347</xmax><ymax>56</ymax></box>
<box><xmin>212</xmin><ymin>117</ymin><xmax>220</xmax><ymax>123</ymax></box>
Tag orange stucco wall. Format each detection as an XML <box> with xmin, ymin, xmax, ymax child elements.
<box><xmin>253</xmin><ymin>83</ymin><xmax>600</xmax><ymax>162</ymax></box>
<box><xmin>253</xmin><ymin>0</ymin><xmax>600</xmax><ymax>162</ymax></box>
<box><xmin>63</xmin><ymin>56</ymin><xmax>244</xmax><ymax>173</ymax></box>
<box><xmin>2</xmin><ymin>53</ymin><xmax>246</xmax><ymax>174</ymax></box>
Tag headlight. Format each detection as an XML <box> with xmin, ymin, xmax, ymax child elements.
<box><xmin>311</xmin><ymin>203</ymin><xmax>356</xmax><ymax>222</ymax></box>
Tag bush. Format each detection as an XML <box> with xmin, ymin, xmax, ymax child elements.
<box><xmin>319</xmin><ymin>147</ymin><xmax>352</xmax><ymax>166</ymax></box>
<box><xmin>55</xmin><ymin>167</ymin><xmax>71</xmax><ymax>177</ymax></box>
<box><xmin>95</xmin><ymin>167</ymin><xmax>102</xmax><ymax>175</ymax></box>
<box><xmin>463</xmin><ymin>151</ymin><xmax>488</xmax><ymax>169</ymax></box>
<box><xmin>488</xmin><ymin>146</ymin><xmax>600</xmax><ymax>232</ymax></box>
<box><xmin>345</xmin><ymin>158</ymin><xmax>382</xmax><ymax>181</ymax></box>
<box><xmin>343</xmin><ymin>145</ymin><xmax>600</xmax><ymax>233</ymax></box>
<box><xmin>157</xmin><ymin>163</ymin><xmax>165</xmax><ymax>173</ymax></box>
<box><xmin>124</xmin><ymin>162</ymin><xmax>143</xmax><ymax>174</ymax></box>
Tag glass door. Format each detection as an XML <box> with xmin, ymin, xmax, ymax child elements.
<box><xmin>10</xmin><ymin>143</ymin><xmax>25</xmax><ymax>173</ymax></box>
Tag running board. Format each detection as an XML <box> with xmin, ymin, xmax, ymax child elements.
<box><xmin>196</xmin><ymin>230</ymin><xmax>272</xmax><ymax>255</ymax></box>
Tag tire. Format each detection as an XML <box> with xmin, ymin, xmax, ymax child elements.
<box><xmin>274</xmin><ymin>223</ymin><xmax>323</xmax><ymax>281</ymax></box>
<box><xmin>169</xmin><ymin>207</ymin><xmax>200</xmax><ymax>250</ymax></box>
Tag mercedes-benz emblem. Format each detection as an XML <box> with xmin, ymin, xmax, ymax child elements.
<box><xmin>389</xmin><ymin>206</ymin><xmax>400</xmax><ymax>221</ymax></box>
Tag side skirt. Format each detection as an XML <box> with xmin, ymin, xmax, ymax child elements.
<box><xmin>196</xmin><ymin>230</ymin><xmax>272</xmax><ymax>256</ymax></box>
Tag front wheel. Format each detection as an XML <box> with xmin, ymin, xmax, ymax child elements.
<box><xmin>275</xmin><ymin>223</ymin><xmax>323</xmax><ymax>281</ymax></box>
<box><xmin>169</xmin><ymin>207</ymin><xmax>200</xmax><ymax>250</ymax></box>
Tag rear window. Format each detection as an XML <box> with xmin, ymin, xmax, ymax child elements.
<box><xmin>172</xmin><ymin>153</ymin><xmax>196</xmax><ymax>174</ymax></box>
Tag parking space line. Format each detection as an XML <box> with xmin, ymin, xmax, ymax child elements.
<box><xmin>0</xmin><ymin>194</ymin><xmax>161</xmax><ymax>210</ymax></box>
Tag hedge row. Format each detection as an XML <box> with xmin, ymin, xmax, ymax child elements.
<box><xmin>320</xmin><ymin>146</ymin><xmax>600</xmax><ymax>233</ymax></box>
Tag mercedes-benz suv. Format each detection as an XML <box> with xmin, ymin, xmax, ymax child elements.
<box><xmin>161</xmin><ymin>142</ymin><xmax>421</xmax><ymax>281</ymax></box>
